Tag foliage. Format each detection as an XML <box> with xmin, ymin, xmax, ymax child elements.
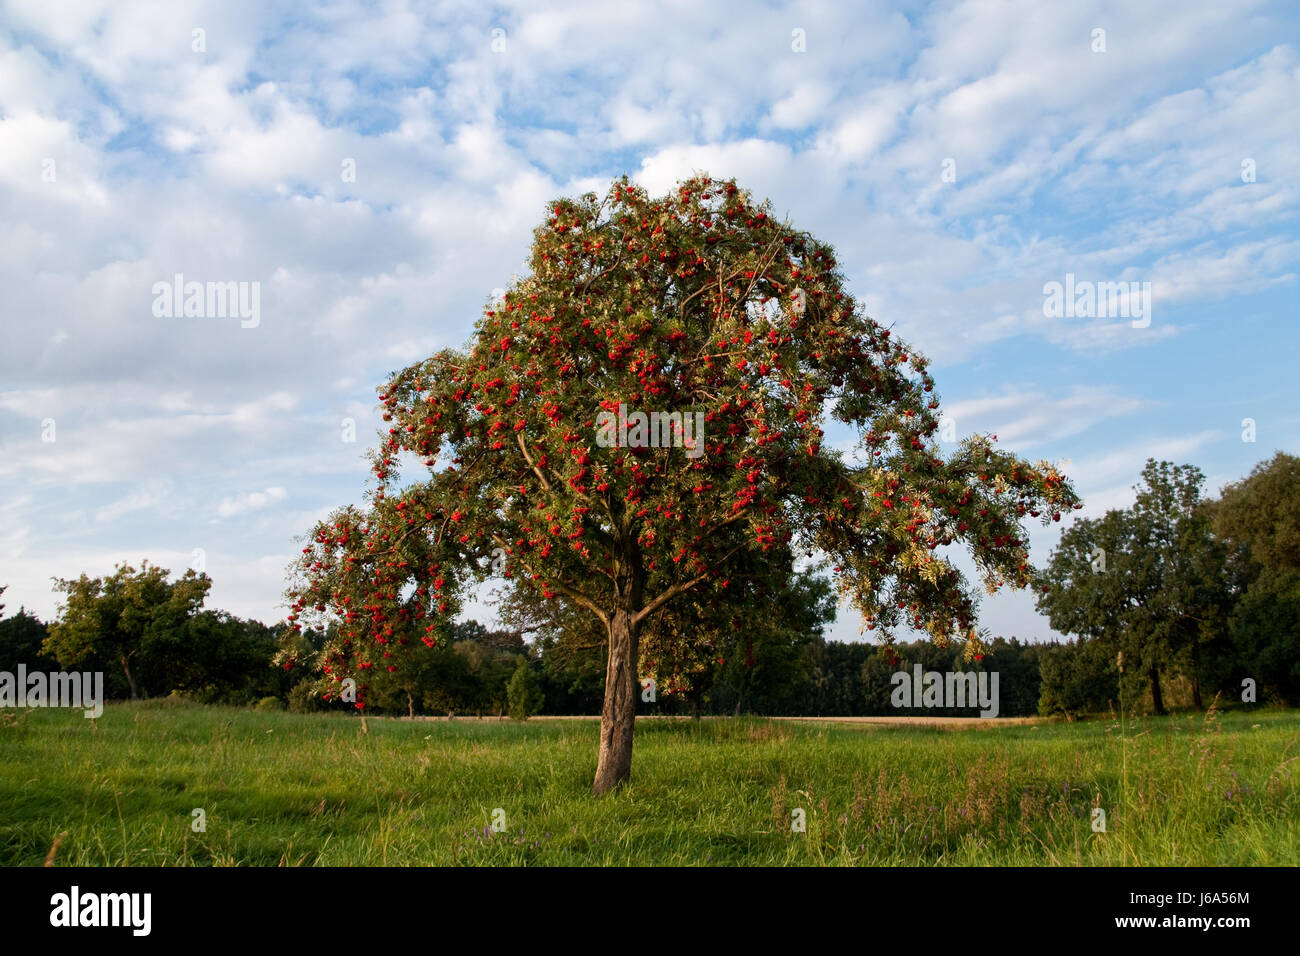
<box><xmin>1037</xmin><ymin>637</ymin><xmax>1119</xmax><ymax>718</ymax></box>
<box><xmin>288</xmin><ymin>678</ymin><xmax>330</xmax><ymax>714</ymax></box>
<box><xmin>706</xmin><ymin>564</ymin><xmax>837</xmax><ymax>716</ymax></box>
<box><xmin>1212</xmin><ymin>452</ymin><xmax>1300</xmax><ymax>704</ymax></box>
<box><xmin>0</xmin><ymin>607</ymin><xmax>56</xmax><ymax>673</ymax></box>
<box><xmin>1035</xmin><ymin>460</ymin><xmax>1231</xmax><ymax>714</ymax></box>
<box><xmin>1212</xmin><ymin>451</ymin><xmax>1300</xmax><ymax>572</ymax></box>
<box><xmin>43</xmin><ymin>561</ymin><xmax>212</xmax><ymax>700</ymax></box>
<box><xmin>507</xmin><ymin>658</ymin><xmax>545</xmax><ymax>721</ymax></box>
<box><xmin>159</xmin><ymin>611</ymin><xmax>285</xmax><ymax>704</ymax></box>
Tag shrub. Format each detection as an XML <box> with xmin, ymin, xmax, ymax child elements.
<box><xmin>288</xmin><ymin>678</ymin><xmax>328</xmax><ymax>713</ymax></box>
<box><xmin>507</xmin><ymin>659</ymin><xmax>544</xmax><ymax>721</ymax></box>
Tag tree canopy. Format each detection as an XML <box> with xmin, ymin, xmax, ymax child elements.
<box><xmin>1035</xmin><ymin>460</ymin><xmax>1232</xmax><ymax>713</ymax></box>
<box><xmin>44</xmin><ymin>561</ymin><xmax>212</xmax><ymax>700</ymax></box>
<box><xmin>1211</xmin><ymin>452</ymin><xmax>1300</xmax><ymax>702</ymax></box>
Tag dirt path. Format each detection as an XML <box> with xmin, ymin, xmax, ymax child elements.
<box><xmin>772</xmin><ymin>715</ymin><xmax>1044</xmax><ymax>728</ymax></box>
<box><xmin>386</xmin><ymin>714</ymin><xmax>1046</xmax><ymax>729</ymax></box>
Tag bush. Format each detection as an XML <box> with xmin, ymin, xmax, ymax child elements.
<box><xmin>288</xmin><ymin>678</ymin><xmax>328</xmax><ymax>713</ymax></box>
<box><xmin>1038</xmin><ymin>638</ymin><xmax>1119</xmax><ymax>718</ymax></box>
<box><xmin>507</xmin><ymin>659</ymin><xmax>544</xmax><ymax>721</ymax></box>
<box><xmin>254</xmin><ymin>696</ymin><xmax>285</xmax><ymax>712</ymax></box>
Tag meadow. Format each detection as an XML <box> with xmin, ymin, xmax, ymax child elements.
<box><xmin>1</xmin><ymin>700</ymin><xmax>1295</xmax><ymax>866</ymax></box>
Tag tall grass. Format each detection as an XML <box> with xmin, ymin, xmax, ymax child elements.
<box><xmin>1</xmin><ymin>701</ymin><xmax>1295</xmax><ymax>866</ymax></box>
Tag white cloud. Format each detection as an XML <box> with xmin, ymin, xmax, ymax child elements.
<box><xmin>95</xmin><ymin>480</ymin><xmax>178</xmax><ymax>523</ymax></box>
<box><xmin>943</xmin><ymin>385</ymin><xmax>1147</xmax><ymax>449</ymax></box>
<box><xmin>216</xmin><ymin>487</ymin><xmax>287</xmax><ymax>519</ymax></box>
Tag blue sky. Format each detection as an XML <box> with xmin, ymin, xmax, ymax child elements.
<box><xmin>1</xmin><ymin>0</ymin><xmax>1297</xmax><ymax>645</ymax></box>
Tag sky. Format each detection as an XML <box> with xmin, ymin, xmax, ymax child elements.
<box><xmin>1</xmin><ymin>0</ymin><xmax>1297</xmax><ymax>646</ymax></box>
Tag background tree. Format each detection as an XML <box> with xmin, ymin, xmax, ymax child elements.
<box><xmin>706</xmin><ymin>561</ymin><xmax>836</xmax><ymax>715</ymax></box>
<box><xmin>1036</xmin><ymin>637</ymin><xmax>1119</xmax><ymax>718</ymax></box>
<box><xmin>287</xmin><ymin>174</ymin><xmax>1079</xmax><ymax>793</ymax></box>
<box><xmin>1211</xmin><ymin>451</ymin><xmax>1300</xmax><ymax>702</ymax></box>
<box><xmin>148</xmin><ymin>610</ymin><xmax>282</xmax><ymax>704</ymax></box>
<box><xmin>499</xmin><ymin>581</ymin><xmax>607</xmax><ymax>714</ymax></box>
<box><xmin>1034</xmin><ymin>507</ymin><xmax>1138</xmax><ymax>691</ymax></box>
<box><xmin>808</xmin><ymin>639</ymin><xmax>874</xmax><ymax>715</ymax></box>
<box><xmin>378</xmin><ymin>641</ymin><xmax>446</xmax><ymax>717</ymax></box>
<box><xmin>981</xmin><ymin>636</ymin><xmax>1044</xmax><ymax>717</ymax></box>
<box><xmin>374</xmin><ymin>619</ymin><xmax>515</xmax><ymax>717</ymax></box>
<box><xmin>1211</xmin><ymin>451</ymin><xmax>1300</xmax><ymax>571</ymax></box>
<box><xmin>450</xmin><ymin>638</ymin><xmax>517</xmax><ymax>717</ymax></box>
<box><xmin>1129</xmin><ymin>460</ymin><xmax>1232</xmax><ymax>709</ymax></box>
<box><xmin>1036</xmin><ymin>460</ymin><xmax>1230</xmax><ymax>713</ymax></box>
<box><xmin>0</xmin><ymin>605</ymin><xmax>57</xmax><ymax>674</ymax></box>
<box><xmin>496</xmin><ymin>548</ymin><xmax>833</xmax><ymax>717</ymax></box>
<box><xmin>43</xmin><ymin>562</ymin><xmax>212</xmax><ymax>699</ymax></box>
<box><xmin>507</xmin><ymin>657</ymin><xmax>544</xmax><ymax>720</ymax></box>
<box><xmin>279</xmin><ymin>626</ymin><xmax>338</xmax><ymax>712</ymax></box>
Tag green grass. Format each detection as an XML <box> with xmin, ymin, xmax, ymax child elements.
<box><xmin>1</xmin><ymin>701</ymin><xmax>1296</xmax><ymax>865</ymax></box>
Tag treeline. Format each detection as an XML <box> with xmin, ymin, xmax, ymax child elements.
<box><xmin>286</xmin><ymin>624</ymin><xmax>1052</xmax><ymax>718</ymax></box>
<box><xmin>0</xmin><ymin>577</ymin><xmax>1051</xmax><ymax>717</ymax></box>
<box><xmin>0</xmin><ymin>584</ymin><xmax>1157</xmax><ymax>720</ymax></box>
<box><xmin>2</xmin><ymin>452</ymin><xmax>1295</xmax><ymax>719</ymax></box>
<box><xmin>0</xmin><ymin>588</ymin><xmax>1274</xmax><ymax>719</ymax></box>
<box><xmin>0</xmin><ymin>568</ymin><xmax>291</xmax><ymax>706</ymax></box>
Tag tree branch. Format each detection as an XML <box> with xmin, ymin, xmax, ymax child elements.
<box><xmin>634</xmin><ymin>541</ymin><xmax>747</xmax><ymax>625</ymax></box>
<box><xmin>517</xmin><ymin>433</ymin><xmax>554</xmax><ymax>494</ymax></box>
<box><xmin>492</xmin><ymin>533</ymin><xmax>610</xmax><ymax>629</ymax></box>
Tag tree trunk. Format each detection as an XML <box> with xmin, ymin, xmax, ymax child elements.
<box><xmin>121</xmin><ymin>655</ymin><xmax>139</xmax><ymax>700</ymax></box>
<box><xmin>593</xmin><ymin>605</ymin><xmax>638</xmax><ymax>794</ymax></box>
<box><xmin>1149</xmin><ymin>665</ymin><xmax>1165</xmax><ymax>716</ymax></box>
<box><xmin>407</xmin><ymin>693</ymin><xmax>414</xmax><ymax>719</ymax></box>
<box><xmin>1190</xmin><ymin>640</ymin><xmax>1204</xmax><ymax>710</ymax></box>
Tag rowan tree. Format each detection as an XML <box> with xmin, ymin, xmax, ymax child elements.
<box><xmin>286</xmin><ymin>174</ymin><xmax>1080</xmax><ymax>793</ymax></box>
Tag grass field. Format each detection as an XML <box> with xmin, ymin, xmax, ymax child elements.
<box><xmin>1</xmin><ymin>700</ymin><xmax>1296</xmax><ymax>866</ymax></box>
